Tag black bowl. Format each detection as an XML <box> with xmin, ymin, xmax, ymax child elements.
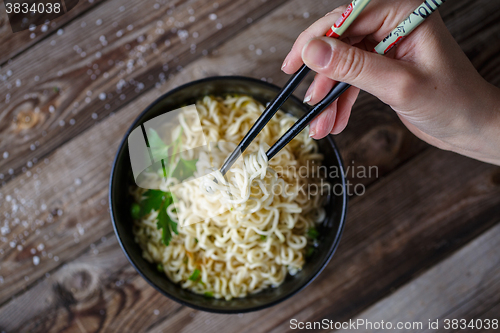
<box><xmin>109</xmin><ymin>76</ymin><xmax>348</xmax><ymax>313</ymax></box>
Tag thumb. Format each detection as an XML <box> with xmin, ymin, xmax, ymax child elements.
<box><xmin>302</xmin><ymin>37</ymin><xmax>413</xmax><ymax>105</ymax></box>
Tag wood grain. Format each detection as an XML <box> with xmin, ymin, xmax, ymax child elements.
<box><xmin>0</xmin><ymin>89</ymin><xmax>166</xmax><ymax>305</ymax></box>
<box><xmin>0</xmin><ymin>0</ymin><xmax>289</xmax><ymax>183</ymax></box>
<box><xmin>2</xmin><ymin>0</ymin><xmax>500</xmax><ymax>188</ymax></box>
<box><xmin>0</xmin><ymin>0</ymin><xmax>301</xmax><ymax>306</ymax></box>
<box><xmin>0</xmin><ymin>0</ymin><xmax>426</xmax><ymax>306</ymax></box>
<box><xmin>336</xmin><ymin>223</ymin><xmax>500</xmax><ymax>333</ymax></box>
<box><xmin>1</xmin><ymin>148</ymin><xmax>499</xmax><ymax>332</ymax></box>
<box><xmin>148</xmin><ymin>150</ymin><xmax>500</xmax><ymax>333</ymax></box>
<box><xmin>477</xmin><ymin>302</ymin><xmax>500</xmax><ymax>333</ymax></box>
<box><xmin>0</xmin><ymin>235</ymin><xmax>184</xmax><ymax>333</ymax></box>
<box><xmin>0</xmin><ymin>235</ymin><xmax>130</xmax><ymax>332</ymax></box>
<box><xmin>0</xmin><ymin>0</ymin><xmax>500</xmax><ymax>331</ymax></box>
<box><xmin>0</xmin><ymin>0</ymin><xmax>107</xmax><ymax>65</ymax></box>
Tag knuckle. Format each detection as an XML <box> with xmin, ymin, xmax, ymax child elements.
<box><xmin>298</xmin><ymin>30</ymin><xmax>314</xmax><ymax>44</ymax></box>
<box><xmin>290</xmin><ymin>31</ymin><xmax>312</xmax><ymax>56</ymax></box>
<box><xmin>297</xmin><ymin>30</ymin><xmax>309</xmax><ymax>42</ymax></box>
<box><xmin>325</xmin><ymin>5</ymin><xmax>347</xmax><ymax>17</ymax></box>
<box><xmin>333</xmin><ymin>46</ymin><xmax>365</xmax><ymax>82</ymax></box>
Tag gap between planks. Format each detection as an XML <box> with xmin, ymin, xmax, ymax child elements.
<box><xmin>0</xmin><ymin>0</ymin><xmax>428</xmax><ymax>305</ymax></box>
<box><xmin>334</xmin><ymin>222</ymin><xmax>500</xmax><ymax>333</ymax></box>
<box><xmin>0</xmin><ymin>148</ymin><xmax>499</xmax><ymax>332</ymax></box>
<box><xmin>0</xmin><ymin>0</ymin><xmax>498</xmax><ymax>330</ymax></box>
<box><xmin>0</xmin><ymin>0</ymin><xmax>108</xmax><ymax>65</ymax></box>
<box><xmin>0</xmin><ymin>0</ymin><xmax>295</xmax><ymax>182</ymax></box>
<box><xmin>1</xmin><ymin>0</ymin><xmax>500</xmax><ymax>187</ymax></box>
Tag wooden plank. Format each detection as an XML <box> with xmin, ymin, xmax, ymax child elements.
<box><xmin>0</xmin><ymin>96</ymin><xmax>143</xmax><ymax>304</ymax></box>
<box><xmin>0</xmin><ymin>233</ymin><xmax>186</xmax><ymax>333</ymax></box>
<box><xmin>0</xmin><ymin>0</ymin><xmax>107</xmax><ymax>65</ymax></box>
<box><xmin>0</xmin><ymin>235</ymin><xmax>136</xmax><ymax>332</ymax></box>
<box><xmin>149</xmin><ymin>150</ymin><xmax>500</xmax><ymax>333</ymax></box>
<box><xmin>152</xmin><ymin>0</ymin><xmax>500</xmax><ymax>189</ymax></box>
<box><xmin>0</xmin><ymin>0</ymin><xmax>289</xmax><ymax>183</ymax></box>
<box><xmin>1</xmin><ymin>147</ymin><xmax>499</xmax><ymax>332</ymax></box>
<box><xmin>335</xmin><ymin>223</ymin><xmax>500</xmax><ymax>333</ymax></box>
<box><xmin>477</xmin><ymin>302</ymin><xmax>500</xmax><ymax>333</ymax></box>
<box><xmin>2</xmin><ymin>0</ymin><xmax>500</xmax><ymax>188</ymax></box>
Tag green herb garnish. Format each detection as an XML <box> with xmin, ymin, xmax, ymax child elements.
<box><xmin>189</xmin><ymin>269</ymin><xmax>201</xmax><ymax>282</ymax></box>
<box><xmin>305</xmin><ymin>247</ymin><xmax>315</xmax><ymax>258</ymax></box>
<box><xmin>170</xmin><ymin>157</ymin><xmax>198</xmax><ymax>180</ymax></box>
<box><xmin>204</xmin><ymin>291</ymin><xmax>214</xmax><ymax>297</ymax></box>
<box><xmin>307</xmin><ymin>227</ymin><xmax>319</xmax><ymax>239</ymax></box>
<box><xmin>147</xmin><ymin>128</ymin><xmax>170</xmax><ymax>159</ymax></box>
<box><xmin>138</xmin><ymin>189</ymin><xmax>178</xmax><ymax>246</ymax></box>
<box><xmin>156</xmin><ymin>197</ymin><xmax>177</xmax><ymax>246</ymax></box>
<box><xmin>133</xmin><ymin>129</ymin><xmax>200</xmax><ymax>246</ymax></box>
<box><xmin>148</xmin><ymin>128</ymin><xmax>197</xmax><ymax>181</ymax></box>
<box><xmin>157</xmin><ymin>263</ymin><xmax>164</xmax><ymax>272</ymax></box>
<box><xmin>260</xmin><ymin>235</ymin><xmax>267</xmax><ymax>241</ymax></box>
<box><xmin>131</xmin><ymin>203</ymin><xmax>141</xmax><ymax>219</ymax></box>
<box><xmin>141</xmin><ymin>190</ymin><xmax>166</xmax><ymax>216</ymax></box>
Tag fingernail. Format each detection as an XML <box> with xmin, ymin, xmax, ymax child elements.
<box><xmin>303</xmin><ymin>80</ymin><xmax>315</xmax><ymax>104</ymax></box>
<box><xmin>303</xmin><ymin>39</ymin><xmax>332</xmax><ymax>69</ymax></box>
<box><xmin>309</xmin><ymin>129</ymin><xmax>316</xmax><ymax>138</ymax></box>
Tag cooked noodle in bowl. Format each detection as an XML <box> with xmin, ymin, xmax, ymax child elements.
<box><xmin>131</xmin><ymin>95</ymin><xmax>329</xmax><ymax>300</ymax></box>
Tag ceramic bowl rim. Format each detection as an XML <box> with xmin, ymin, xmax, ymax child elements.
<box><xmin>109</xmin><ymin>75</ymin><xmax>348</xmax><ymax>313</ymax></box>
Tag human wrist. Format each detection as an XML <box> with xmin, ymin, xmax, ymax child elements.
<box><xmin>451</xmin><ymin>83</ymin><xmax>500</xmax><ymax>165</ymax></box>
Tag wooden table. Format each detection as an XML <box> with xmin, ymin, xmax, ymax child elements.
<box><xmin>0</xmin><ymin>0</ymin><xmax>499</xmax><ymax>332</ymax></box>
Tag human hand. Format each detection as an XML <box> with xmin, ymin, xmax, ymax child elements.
<box><xmin>282</xmin><ymin>0</ymin><xmax>500</xmax><ymax>165</ymax></box>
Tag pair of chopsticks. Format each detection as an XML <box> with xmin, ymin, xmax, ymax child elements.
<box><xmin>220</xmin><ymin>0</ymin><xmax>447</xmax><ymax>175</ymax></box>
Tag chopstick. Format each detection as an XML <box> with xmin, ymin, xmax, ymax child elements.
<box><xmin>220</xmin><ymin>0</ymin><xmax>372</xmax><ymax>175</ymax></box>
<box><xmin>266</xmin><ymin>0</ymin><xmax>448</xmax><ymax>160</ymax></box>
<box><xmin>267</xmin><ymin>81</ymin><xmax>351</xmax><ymax>159</ymax></box>
<box><xmin>219</xmin><ymin>64</ymin><xmax>311</xmax><ymax>175</ymax></box>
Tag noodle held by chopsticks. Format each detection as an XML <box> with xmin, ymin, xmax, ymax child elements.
<box><xmin>132</xmin><ymin>95</ymin><xmax>328</xmax><ymax>300</ymax></box>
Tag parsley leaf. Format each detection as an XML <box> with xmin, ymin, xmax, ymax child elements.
<box><xmin>134</xmin><ymin>128</ymin><xmax>198</xmax><ymax>247</ymax></box>
<box><xmin>147</xmin><ymin>127</ymin><xmax>197</xmax><ymax>181</ymax></box>
<box><xmin>156</xmin><ymin>198</ymin><xmax>178</xmax><ymax>246</ymax></box>
<box><xmin>141</xmin><ymin>190</ymin><xmax>165</xmax><ymax>216</ymax></box>
<box><xmin>169</xmin><ymin>127</ymin><xmax>183</xmax><ymax>169</ymax></box>
<box><xmin>188</xmin><ymin>269</ymin><xmax>201</xmax><ymax>282</ymax></box>
<box><xmin>307</xmin><ymin>227</ymin><xmax>319</xmax><ymax>239</ymax></box>
<box><xmin>157</xmin><ymin>203</ymin><xmax>171</xmax><ymax>245</ymax></box>
<box><xmin>139</xmin><ymin>190</ymin><xmax>178</xmax><ymax>246</ymax></box>
<box><xmin>170</xmin><ymin>157</ymin><xmax>198</xmax><ymax>180</ymax></box>
<box><xmin>170</xmin><ymin>218</ymin><xmax>178</xmax><ymax>234</ymax></box>
<box><xmin>131</xmin><ymin>203</ymin><xmax>141</xmax><ymax>220</ymax></box>
<box><xmin>148</xmin><ymin>128</ymin><xmax>170</xmax><ymax>160</ymax></box>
